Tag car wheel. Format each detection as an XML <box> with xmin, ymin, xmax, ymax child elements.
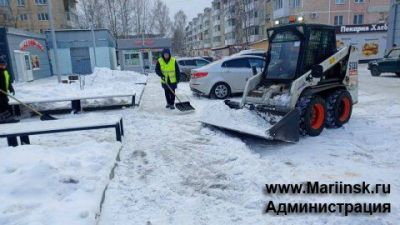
<box><xmin>396</xmin><ymin>72</ymin><xmax>400</xmax><ymax>77</ymax></box>
<box><xmin>211</xmin><ymin>83</ymin><xmax>231</xmax><ymax>99</ymax></box>
<box><xmin>370</xmin><ymin>66</ymin><xmax>381</xmax><ymax>77</ymax></box>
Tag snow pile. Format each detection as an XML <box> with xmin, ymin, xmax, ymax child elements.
<box><xmin>0</xmin><ymin>142</ymin><xmax>121</xmax><ymax>225</ymax></box>
<box><xmin>13</xmin><ymin>67</ymin><xmax>147</xmax><ymax>109</ymax></box>
<box><xmin>271</xmin><ymin>92</ymin><xmax>291</xmax><ymax>107</ymax></box>
<box><xmin>199</xmin><ymin>101</ymin><xmax>282</xmax><ymax>139</ymax></box>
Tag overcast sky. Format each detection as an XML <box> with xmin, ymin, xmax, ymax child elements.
<box><xmin>165</xmin><ymin>0</ymin><xmax>214</xmax><ymax>22</ymax></box>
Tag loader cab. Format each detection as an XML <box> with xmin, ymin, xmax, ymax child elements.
<box><xmin>264</xmin><ymin>24</ymin><xmax>337</xmax><ymax>83</ymax></box>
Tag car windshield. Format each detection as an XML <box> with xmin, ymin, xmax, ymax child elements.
<box><xmin>387</xmin><ymin>49</ymin><xmax>400</xmax><ymax>59</ymax></box>
<box><xmin>266</xmin><ymin>41</ymin><xmax>300</xmax><ymax>79</ymax></box>
<box><xmin>266</xmin><ymin>31</ymin><xmax>301</xmax><ymax>80</ymax></box>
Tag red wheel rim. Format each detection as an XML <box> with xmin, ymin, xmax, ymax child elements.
<box><xmin>339</xmin><ymin>97</ymin><xmax>351</xmax><ymax>122</ymax></box>
<box><xmin>311</xmin><ymin>103</ymin><xmax>325</xmax><ymax>129</ymax></box>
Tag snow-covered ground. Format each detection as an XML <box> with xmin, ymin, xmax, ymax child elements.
<box><xmin>13</xmin><ymin>67</ymin><xmax>147</xmax><ymax>109</ymax></box>
<box><xmin>0</xmin><ymin>64</ymin><xmax>399</xmax><ymax>224</ymax></box>
<box><xmin>98</xmin><ymin>65</ymin><xmax>400</xmax><ymax>224</ymax></box>
<box><xmin>0</xmin><ymin>142</ymin><xmax>122</xmax><ymax>225</ymax></box>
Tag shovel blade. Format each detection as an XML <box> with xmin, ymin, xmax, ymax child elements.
<box><xmin>175</xmin><ymin>102</ymin><xmax>195</xmax><ymax>112</ymax></box>
<box><xmin>40</xmin><ymin>114</ymin><xmax>58</xmax><ymax>121</ymax></box>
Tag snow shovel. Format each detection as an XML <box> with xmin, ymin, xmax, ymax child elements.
<box><xmin>0</xmin><ymin>89</ymin><xmax>57</xmax><ymax>121</ymax></box>
<box><xmin>164</xmin><ymin>83</ymin><xmax>195</xmax><ymax>112</ymax></box>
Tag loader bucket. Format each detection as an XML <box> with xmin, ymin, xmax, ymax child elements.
<box><xmin>268</xmin><ymin>109</ymin><xmax>300</xmax><ymax>142</ymax></box>
<box><xmin>200</xmin><ymin>103</ymin><xmax>300</xmax><ymax>143</ymax></box>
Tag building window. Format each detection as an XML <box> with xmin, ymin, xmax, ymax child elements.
<box><xmin>292</xmin><ymin>0</ymin><xmax>301</xmax><ymax>8</ymax></box>
<box><xmin>354</xmin><ymin>0</ymin><xmax>364</xmax><ymax>3</ymax></box>
<box><xmin>335</xmin><ymin>0</ymin><xmax>345</xmax><ymax>4</ymax></box>
<box><xmin>334</xmin><ymin>15</ymin><xmax>343</xmax><ymax>25</ymax></box>
<box><xmin>17</xmin><ymin>0</ymin><xmax>25</xmax><ymax>6</ymax></box>
<box><xmin>353</xmin><ymin>14</ymin><xmax>363</xmax><ymax>24</ymax></box>
<box><xmin>19</xmin><ymin>14</ymin><xmax>28</xmax><ymax>21</ymax></box>
<box><xmin>274</xmin><ymin>0</ymin><xmax>283</xmax><ymax>10</ymax></box>
<box><xmin>124</xmin><ymin>52</ymin><xmax>140</xmax><ymax>66</ymax></box>
<box><xmin>35</xmin><ymin>0</ymin><xmax>47</xmax><ymax>5</ymax></box>
<box><xmin>37</xmin><ymin>13</ymin><xmax>49</xmax><ymax>21</ymax></box>
<box><xmin>0</xmin><ymin>0</ymin><xmax>8</xmax><ymax>6</ymax></box>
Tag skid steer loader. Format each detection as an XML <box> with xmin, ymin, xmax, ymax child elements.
<box><xmin>201</xmin><ymin>24</ymin><xmax>359</xmax><ymax>142</ymax></box>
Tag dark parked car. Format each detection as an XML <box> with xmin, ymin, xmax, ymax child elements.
<box><xmin>176</xmin><ymin>57</ymin><xmax>210</xmax><ymax>81</ymax></box>
<box><xmin>368</xmin><ymin>48</ymin><xmax>400</xmax><ymax>77</ymax></box>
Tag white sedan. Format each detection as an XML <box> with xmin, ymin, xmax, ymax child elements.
<box><xmin>190</xmin><ymin>55</ymin><xmax>265</xmax><ymax>99</ymax></box>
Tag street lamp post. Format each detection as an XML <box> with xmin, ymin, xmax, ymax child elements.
<box><xmin>47</xmin><ymin>0</ymin><xmax>61</xmax><ymax>83</ymax></box>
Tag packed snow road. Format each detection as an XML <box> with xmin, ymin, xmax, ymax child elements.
<box><xmin>99</xmin><ymin>65</ymin><xmax>399</xmax><ymax>225</ymax></box>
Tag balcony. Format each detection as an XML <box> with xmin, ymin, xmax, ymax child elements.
<box><xmin>245</xmin><ymin>2</ymin><xmax>256</xmax><ymax>11</ymax></box>
<box><xmin>224</xmin><ymin>13</ymin><xmax>234</xmax><ymax>21</ymax></box>
<box><xmin>245</xmin><ymin>18</ymin><xmax>260</xmax><ymax>27</ymax></box>
<box><xmin>247</xmin><ymin>35</ymin><xmax>260</xmax><ymax>43</ymax></box>
<box><xmin>273</xmin><ymin>7</ymin><xmax>290</xmax><ymax>20</ymax></box>
<box><xmin>212</xmin><ymin>9</ymin><xmax>221</xmax><ymax>16</ymax></box>
<box><xmin>213</xmin><ymin>30</ymin><xmax>222</xmax><ymax>36</ymax></box>
<box><xmin>225</xmin><ymin>39</ymin><xmax>235</xmax><ymax>46</ymax></box>
<box><xmin>212</xmin><ymin>41</ymin><xmax>223</xmax><ymax>48</ymax></box>
<box><xmin>213</xmin><ymin>19</ymin><xmax>221</xmax><ymax>26</ymax></box>
<box><xmin>224</xmin><ymin>25</ymin><xmax>235</xmax><ymax>33</ymax></box>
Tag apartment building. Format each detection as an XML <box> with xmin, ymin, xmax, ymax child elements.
<box><xmin>185</xmin><ymin>0</ymin><xmax>273</xmax><ymax>57</ymax></box>
<box><xmin>0</xmin><ymin>0</ymin><xmax>78</xmax><ymax>33</ymax></box>
<box><xmin>272</xmin><ymin>0</ymin><xmax>390</xmax><ymax>26</ymax></box>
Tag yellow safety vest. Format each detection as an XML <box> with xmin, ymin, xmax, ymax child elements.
<box><xmin>158</xmin><ymin>57</ymin><xmax>177</xmax><ymax>84</ymax></box>
<box><xmin>4</xmin><ymin>70</ymin><xmax>10</xmax><ymax>92</ymax></box>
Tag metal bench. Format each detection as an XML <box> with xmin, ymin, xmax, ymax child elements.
<box><xmin>0</xmin><ymin>115</ymin><xmax>124</xmax><ymax>147</ymax></box>
<box><xmin>9</xmin><ymin>93</ymin><xmax>136</xmax><ymax>115</ymax></box>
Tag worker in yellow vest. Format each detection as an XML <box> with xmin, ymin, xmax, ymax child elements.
<box><xmin>155</xmin><ymin>48</ymin><xmax>181</xmax><ymax>110</ymax></box>
<box><xmin>0</xmin><ymin>57</ymin><xmax>16</xmax><ymax>123</ymax></box>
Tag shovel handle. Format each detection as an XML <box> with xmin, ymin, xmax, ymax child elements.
<box><xmin>0</xmin><ymin>89</ymin><xmax>44</xmax><ymax>117</ymax></box>
<box><xmin>164</xmin><ymin>82</ymin><xmax>184</xmax><ymax>104</ymax></box>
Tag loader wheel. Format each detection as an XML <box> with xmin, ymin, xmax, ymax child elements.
<box><xmin>211</xmin><ymin>82</ymin><xmax>231</xmax><ymax>99</ymax></box>
<box><xmin>370</xmin><ymin>66</ymin><xmax>381</xmax><ymax>77</ymax></box>
<box><xmin>326</xmin><ymin>90</ymin><xmax>353</xmax><ymax>128</ymax></box>
<box><xmin>297</xmin><ymin>96</ymin><xmax>326</xmax><ymax>137</ymax></box>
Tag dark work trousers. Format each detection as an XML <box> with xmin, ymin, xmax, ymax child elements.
<box><xmin>163</xmin><ymin>86</ymin><xmax>176</xmax><ymax>106</ymax></box>
<box><xmin>0</xmin><ymin>96</ymin><xmax>10</xmax><ymax>113</ymax></box>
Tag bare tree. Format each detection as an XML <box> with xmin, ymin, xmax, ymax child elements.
<box><xmin>152</xmin><ymin>0</ymin><xmax>172</xmax><ymax>36</ymax></box>
<box><xmin>77</xmin><ymin>0</ymin><xmax>105</xmax><ymax>29</ymax></box>
<box><xmin>172</xmin><ymin>10</ymin><xmax>187</xmax><ymax>55</ymax></box>
<box><xmin>105</xmin><ymin>0</ymin><xmax>119</xmax><ymax>37</ymax></box>
<box><xmin>119</xmin><ymin>0</ymin><xmax>134</xmax><ymax>37</ymax></box>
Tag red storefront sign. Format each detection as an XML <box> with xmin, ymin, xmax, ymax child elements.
<box><xmin>19</xmin><ymin>39</ymin><xmax>45</xmax><ymax>51</ymax></box>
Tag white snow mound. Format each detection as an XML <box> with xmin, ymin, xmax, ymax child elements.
<box><xmin>0</xmin><ymin>142</ymin><xmax>121</xmax><ymax>225</ymax></box>
<box><xmin>200</xmin><ymin>101</ymin><xmax>282</xmax><ymax>138</ymax></box>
